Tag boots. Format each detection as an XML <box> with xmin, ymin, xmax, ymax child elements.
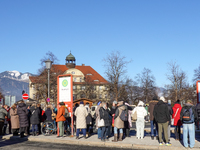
<box><xmin>20</xmin><ymin>132</ymin><xmax>26</xmax><ymax>138</ymax></box>
<box><xmin>118</xmin><ymin>133</ymin><xmax>123</xmax><ymax>141</ymax></box>
<box><xmin>112</xmin><ymin>134</ymin><xmax>118</xmax><ymax>142</ymax></box>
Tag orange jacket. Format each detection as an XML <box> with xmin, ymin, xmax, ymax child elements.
<box><xmin>56</xmin><ymin>106</ymin><xmax>66</xmax><ymax>122</ymax></box>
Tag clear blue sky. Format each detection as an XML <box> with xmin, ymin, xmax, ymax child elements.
<box><xmin>0</xmin><ymin>0</ymin><xmax>200</xmax><ymax>87</ymax></box>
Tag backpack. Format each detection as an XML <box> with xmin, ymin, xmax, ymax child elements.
<box><xmin>182</xmin><ymin>107</ymin><xmax>194</xmax><ymax>123</ymax></box>
<box><xmin>120</xmin><ymin>109</ymin><xmax>128</xmax><ymax>121</ymax></box>
<box><xmin>63</xmin><ymin>108</ymin><xmax>69</xmax><ymax>118</ymax></box>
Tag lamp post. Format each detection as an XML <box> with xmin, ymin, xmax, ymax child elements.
<box><xmin>45</xmin><ymin>59</ymin><xmax>53</xmax><ymax>104</ymax></box>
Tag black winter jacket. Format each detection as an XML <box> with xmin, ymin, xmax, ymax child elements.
<box><xmin>17</xmin><ymin>103</ymin><xmax>29</xmax><ymax>127</ymax></box>
<box><xmin>99</xmin><ymin>107</ymin><xmax>111</xmax><ymax>127</ymax></box>
<box><xmin>30</xmin><ymin>106</ymin><xmax>41</xmax><ymax>125</ymax></box>
<box><xmin>44</xmin><ymin>108</ymin><xmax>53</xmax><ymax>122</ymax></box>
<box><xmin>153</xmin><ymin>100</ymin><xmax>170</xmax><ymax>123</ymax></box>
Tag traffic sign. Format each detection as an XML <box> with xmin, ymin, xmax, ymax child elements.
<box><xmin>47</xmin><ymin>98</ymin><xmax>50</xmax><ymax>102</ymax></box>
<box><xmin>22</xmin><ymin>93</ymin><xmax>29</xmax><ymax>100</ymax></box>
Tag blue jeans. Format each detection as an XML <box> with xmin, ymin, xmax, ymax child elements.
<box><xmin>114</xmin><ymin>127</ymin><xmax>123</xmax><ymax>134</ymax></box>
<box><xmin>98</xmin><ymin>127</ymin><xmax>102</xmax><ymax>139</ymax></box>
<box><xmin>183</xmin><ymin>123</ymin><xmax>195</xmax><ymax>148</ymax></box>
<box><xmin>32</xmin><ymin>124</ymin><xmax>38</xmax><ymax>133</ymax></box>
<box><xmin>101</xmin><ymin>126</ymin><xmax>108</xmax><ymax>140</ymax></box>
<box><xmin>150</xmin><ymin>120</ymin><xmax>158</xmax><ymax>136</ymax></box>
<box><xmin>76</xmin><ymin>128</ymin><xmax>86</xmax><ymax>137</ymax></box>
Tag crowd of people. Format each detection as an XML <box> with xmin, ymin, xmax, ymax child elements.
<box><xmin>0</xmin><ymin>97</ymin><xmax>200</xmax><ymax>149</ymax></box>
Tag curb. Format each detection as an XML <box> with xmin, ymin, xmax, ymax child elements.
<box><xmin>2</xmin><ymin>135</ymin><xmax>200</xmax><ymax>150</ymax></box>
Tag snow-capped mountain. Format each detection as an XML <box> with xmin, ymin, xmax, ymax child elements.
<box><xmin>0</xmin><ymin>71</ymin><xmax>34</xmax><ymax>82</ymax></box>
<box><xmin>0</xmin><ymin>71</ymin><xmax>35</xmax><ymax>101</ymax></box>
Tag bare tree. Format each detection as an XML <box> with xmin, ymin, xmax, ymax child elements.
<box><xmin>193</xmin><ymin>65</ymin><xmax>200</xmax><ymax>83</ymax></box>
<box><xmin>166</xmin><ymin>62</ymin><xmax>188</xmax><ymax>103</ymax></box>
<box><xmin>136</xmin><ymin>68</ymin><xmax>156</xmax><ymax>103</ymax></box>
<box><xmin>103</xmin><ymin>51</ymin><xmax>131</xmax><ymax>102</ymax></box>
<box><xmin>31</xmin><ymin>52</ymin><xmax>60</xmax><ymax>104</ymax></box>
<box><xmin>75</xmin><ymin>75</ymin><xmax>96</xmax><ymax>100</ymax></box>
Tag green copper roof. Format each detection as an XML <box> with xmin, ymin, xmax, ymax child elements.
<box><xmin>66</xmin><ymin>52</ymin><xmax>75</xmax><ymax>60</ymax></box>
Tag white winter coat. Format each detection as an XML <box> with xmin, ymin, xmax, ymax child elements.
<box><xmin>132</xmin><ymin>101</ymin><xmax>147</xmax><ymax>119</ymax></box>
<box><xmin>75</xmin><ymin>104</ymin><xmax>88</xmax><ymax>129</ymax></box>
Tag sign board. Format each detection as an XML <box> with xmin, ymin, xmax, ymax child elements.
<box><xmin>197</xmin><ymin>80</ymin><xmax>200</xmax><ymax>104</ymax></box>
<box><xmin>57</xmin><ymin>74</ymin><xmax>73</xmax><ymax>136</ymax></box>
<box><xmin>22</xmin><ymin>93</ymin><xmax>29</xmax><ymax>100</ymax></box>
<box><xmin>47</xmin><ymin>98</ymin><xmax>50</xmax><ymax>102</ymax></box>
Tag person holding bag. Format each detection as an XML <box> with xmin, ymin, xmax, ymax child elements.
<box><xmin>172</xmin><ymin>100</ymin><xmax>182</xmax><ymax>141</ymax></box>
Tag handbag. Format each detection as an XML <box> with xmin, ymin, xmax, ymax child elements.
<box><xmin>98</xmin><ymin>119</ymin><xmax>105</xmax><ymax>127</ymax></box>
<box><xmin>51</xmin><ymin>110</ymin><xmax>57</xmax><ymax>120</ymax></box>
<box><xmin>171</xmin><ymin>108</ymin><xmax>179</xmax><ymax>125</ymax></box>
<box><xmin>132</xmin><ymin>110</ymin><xmax>137</xmax><ymax>121</ymax></box>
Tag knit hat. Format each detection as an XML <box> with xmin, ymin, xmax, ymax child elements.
<box><xmin>138</xmin><ymin>101</ymin><xmax>144</xmax><ymax>106</ymax></box>
<box><xmin>113</xmin><ymin>101</ymin><xmax>117</xmax><ymax>104</ymax></box>
<box><xmin>59</xmin><ymin>102</ymin><xmax>65</xmax><ymax>106</ymax></box>
<box><xmin>160</xmin><ymin>96</ymin><xmax>165</xmax><ymax>102</ymax></box>
<box><xmin>187</xmin><ymin>100</ymin><xmax>193</xmax><ymax>104</ymax></box>
<box><xmin>152</xmin><ymin>96</ymin><xmax>158</xmax><ymax>100</ymax></box>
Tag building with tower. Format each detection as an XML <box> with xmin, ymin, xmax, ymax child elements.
<box><xmin>29</xmin><ymin>52</ymin><xmax>109</xmax><ymax>104</ymax></box>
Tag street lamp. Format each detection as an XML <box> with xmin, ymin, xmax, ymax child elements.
<box><xmin>45</xmin><ymin>59</ymin><xmax>53</xmax><ymax>104</ymax></box>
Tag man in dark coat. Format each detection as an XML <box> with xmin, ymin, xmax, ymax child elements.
<box><xmin>148</xmin><ymin>96</ymin><xmax>159</xmax><ymax>140</ymax></box>
<box><xmin>153</xmin><ymin>97</ymin><xmax>171</xmax><ymax>146</ymax></box>
<box><xmin>17</xmin><ymin>101</ymin><xmax>29</xmax><ymax>138</ymax></box>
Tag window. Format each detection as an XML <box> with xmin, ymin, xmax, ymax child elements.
<box><xmin>73</xmin><ymin>94</ymin><xmax>77</xmax><ymax>100</ymax></box>
<box><xmin>99</xmin><ymin>94</ymin><xmax>102</xmax><ymax>99</ymax></box>
<box><xmin>33</xmin><ymin>94</ymin><xmax>35</xmax><ymax>99</ymax></box>
<box><xmin>81</xmin><ymin>94</ymin><xmax>85</xmax><ymax>98</ymax></box>
<box><xmin>92</xmin><ymin>94</ymin><xmax>97</xmax><ymax>99</ymax></box>
<box><xmin>82</xmin><ymin>86</ymin><xmax>85</xmax><ymax>90</ymax></box>
<box><xmin>93</xmin><ymin>86</ymin><xmax>96</xmax><ymax>90</ymax></box>
<box><xmin>71</xmin><ymin>71</ymin><xmax>75</xmax><ymax>74</ymax></box>
<box><xmin>73</xmin><ymin>85</ymin><xmax>77</xmax><ymax>90</ymax></box>
<box><xmin>105</xmin><ymin>94</ymin><xmax>107</xmax><ymax>99</ymax></box>
<box><xmin>32</xmin><ymin>84</ymin><xmax>35</xmax><ymax>90</ymax></box>
<box><xmin>74</xmin><ymin>78</ymin><xmax>76</xmax><ymax>82</ymax></box>
<box><xmin>104</xmin><ymin>86</ymin><xmax>107</xmax><ymax>90</ymax></box>
<box><xmin>99</xmin><ymin>86</ymin><xmax>102</xmax><ymax>90</ymax></box>
<box><xmin>80</xmin><ymin>78</ymin><xmax>82</xmax><ymax>82</ymax></box>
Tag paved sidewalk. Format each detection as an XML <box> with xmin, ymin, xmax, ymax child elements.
<box><xmin>1</xmin><ymin>131</ymin><xmax>200</xmax><ymax>150</ymax></box>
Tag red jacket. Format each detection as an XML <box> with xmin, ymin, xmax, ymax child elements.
<box><xmin>172</xmin><ymin>103</ymin><xmax>182</xmax><ymax>126</ymax></box>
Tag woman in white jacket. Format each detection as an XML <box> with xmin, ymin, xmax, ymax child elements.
<box><xmin>132</xmin><ymin>101</ymin><xmax>147</xmax><ymax>139</ymax></box>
